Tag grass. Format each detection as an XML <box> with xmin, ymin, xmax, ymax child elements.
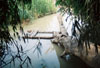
<box><xmin>18</xmin><ymin>0</ymin><xmax>56</xmax><ymax>21</ymax></box>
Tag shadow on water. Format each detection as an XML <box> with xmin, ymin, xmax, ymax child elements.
<box><xmin>53</xmin><ymin>43</ymin><xmax>92</xmax><ymax>68</ymax></box>
<box><xmin>2</xmin><ymin>39</ymin><xmax>60</xmax><ymax>68</ymax></box>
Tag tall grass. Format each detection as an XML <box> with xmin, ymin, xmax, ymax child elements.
<box><xmin>18</xmin><ymin>0</ymin><xmax>56</xmax><ymax>20</ymax></box>
<box><xmin>32</xmin><ymin>0</ymin><xmax>56</xmax><ymax>18</ymax></box>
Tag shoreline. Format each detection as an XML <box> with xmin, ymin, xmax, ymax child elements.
<box><xmin>55</xmin><ymin>13</ymin><xmax>100</xmax><ymax>68</ymax></box>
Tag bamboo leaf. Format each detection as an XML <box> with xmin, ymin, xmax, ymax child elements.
<box><xmin>27</xmin><ymin>56</ymin><xmax>32</xmax><ymax>65</ymax></box>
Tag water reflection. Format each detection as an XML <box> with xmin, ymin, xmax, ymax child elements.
<box><xmin>24</xmin><ymin>39</ymin><xmax>60</xmax><ymax>68</ymax></box>
<box><xmin>3</xmin><ymin>39</ymin><xmax>60</xmax><ymax>68</ymax></box>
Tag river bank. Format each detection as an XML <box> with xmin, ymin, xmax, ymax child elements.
<box><xmin>52</xmin><ymin>13</ymin><xmax>100</xmax><ymax>68</ymax></box>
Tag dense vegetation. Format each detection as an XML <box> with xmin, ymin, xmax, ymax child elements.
<box><xmin>56</xmin><ymin>0</ymin><xmax>100</xmax><ymax>54</ymax></box>
<box><xmin>19</xmin><ymin>0</ymin><xmax>56</xmax><ymax>20</ymax></box>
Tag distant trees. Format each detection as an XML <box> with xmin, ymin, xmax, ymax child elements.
<box><xmin>56</xmin><ymin>0</ymin><xmax>100</xmax><ymax>53</ymax></box>
<box><xmin>18</xmin><ymin>0</ymin><xmax>56</xmax><ymax>20</ymax></box>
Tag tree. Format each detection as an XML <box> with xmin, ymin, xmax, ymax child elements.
<box><xmin>56</xmin><ymin>0</ymin><xmax>100</xmax><ymax>53</ymax></box>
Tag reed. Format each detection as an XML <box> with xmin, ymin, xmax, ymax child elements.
<box><xmin>19</xmin><ymin>0</ymin><xmax>56</xmax><ymax>20</ymax></box>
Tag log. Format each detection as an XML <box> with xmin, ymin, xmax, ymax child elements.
<box><xmin>23</xmin><ymin>31</ymin><xmax>60</xmax><ymax>39</ymax></box>
<box><xmin>27</xmin><ymin>31</ymin><xmax>38</xmax><ymax>36</ymax></box>
<box><xmin>37</xmin><ymin>31</ymin><xmax>54</xmax><ymax>34</ymax></box>
<box><xmin>31</xmin><ymin>31</ymin><xmax>38</xmax><ymax>36</ymax></box>
<box><xmin>22</xmin><ymin>36</ymin><xmax>54</xmax><ymax>39</ymax></box>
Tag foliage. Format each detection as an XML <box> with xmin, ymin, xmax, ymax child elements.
<box><xmin>0</xmin><ymin>0</ymin><xmax>32</xmax><ymax>68</ymax></box>
<box><xmin>18</xmin><ymin>0</ymin><xmax>56</xmax><ymax>20</ymax></box>
<box><xmin>56</xmin><ymin>0</ymin><xmax>100</xmax><ymax>54</ymax></box>
<box><xmin>31</xmin><ymin>0</ymin><xmax>56</xmax><ymax>18</ymax></box>
<box><xmin>0</xmin><ymin>0</ymin><xmax>32</xmax><ymax>42</ymax></box>
<box><xmin>18</xmin><ymin>5</ymin><xmax>32</xmax><ymax>20</ymax></box>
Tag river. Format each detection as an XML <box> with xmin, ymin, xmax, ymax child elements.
<box><xmin>4</xmin><ymin>14</ymin><xmax>91</xmax><ymax>68</ymax></box>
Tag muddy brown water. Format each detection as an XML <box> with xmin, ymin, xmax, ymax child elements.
<box><xmin>4</xmin><ymin>14</ymin><xmax>92</xmax><ymax>68</ymax></box>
